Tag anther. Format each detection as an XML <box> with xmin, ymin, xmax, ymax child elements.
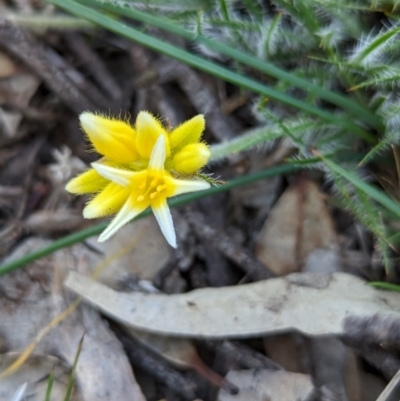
<box><xmin>137</xmin><ymin>195</ymin><xmax>145</xmax><ymax>202</ymax></box>
<box><xmin>150</xmin><ymin>192</ymin><xmax>158</xmax><ymax>199</ymax></box>
<box><xmin>157</xmin><ymin>185</ymin><xmax>165</xmax><ymax>192</ymax></box>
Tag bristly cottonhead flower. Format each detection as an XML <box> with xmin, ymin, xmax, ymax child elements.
<box><xmin>66</xmin><ymin>111</ymin><xmax>212</xmax><ymax>247</ymax></box>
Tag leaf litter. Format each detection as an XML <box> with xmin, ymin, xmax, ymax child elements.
<box><xmin>0</xmin><ymin>4</ymin><xmax>399</xmax><ymax>400</ymax></box>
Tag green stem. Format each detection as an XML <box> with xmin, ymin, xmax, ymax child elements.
<box><xmin>0</xmin><ymin>164</ymin><xmax>300</xmax><ymax>276</ymax></box>
<box><xmin>78</xmin><ymin>0</ymin><xmax>383</xmax><ymax>132</ymax></box>
<box><xmin>46</xmin><ymin>0</ymin><xmax>376</xmax><ymax>143</ymax></box>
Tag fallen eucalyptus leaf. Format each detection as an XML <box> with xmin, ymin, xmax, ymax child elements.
<box><xmin>65</xmin><ymin>271</ymin><xmax>400</xmax><ymax>338</ymax></box>
<box><xmin>217</xmin><ymin>369</ymin><xmax>315</xmax><ymax>401</ymax></box>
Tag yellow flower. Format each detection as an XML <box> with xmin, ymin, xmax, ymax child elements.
<box><xmin>85</xmin><ymin>136</ymin><xmax>210</xmax><ymax>247</ymax></box>
<box><xmin>66</xmin><ymin>111</ymin><xmax>212</xmax><ymax>247</ymax></box>
<box><xmin>66</xmin><ymin>111</ymin><xmax>210</xmax><ymax>195</ymax></box>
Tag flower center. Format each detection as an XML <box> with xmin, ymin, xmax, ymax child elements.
<box><xmin>136</xmin><ymin>173</ymin><xmax>167</xmax><ymax>203</ymax></box>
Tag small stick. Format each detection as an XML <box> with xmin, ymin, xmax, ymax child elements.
<box><xmin>64</xmin><ymin>32</ymin><xmax>123</xmax><ymax>103</ymax></box>
<box><xmin>206</xmin><ymin>340</ymin><xmax>284</xmax><ymax>371</ymax></box>
<box><xmin>184</xmin><ymin>207</ymin><xmax>274</xmax><ymax>281</ymax></box>
<box><xmin>116</xmin><ymin>328</ymin><xmax>198</xmax><ymax>401</ymax></box>
<box><xmin>0</xmin><ymin>19</ymin><xmax>93</xmax><ymax>113</ymax></box>
<box><xmin>343</xmin><ymin>335</ymin><xmax>400</xmax><ymax>381</ymax></box>
<box><xmin>344</xmin><ymin>315</ymin><xmax>400</xmax><ymax>346</ymax></box>
<box><xmin>156</xmin><ymin>58</ymin><xmax>238</xmax><ymax>142</ymax></box>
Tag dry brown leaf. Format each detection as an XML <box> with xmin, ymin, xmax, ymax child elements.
<box><xmin>0</xmin><ymin>50</ymin><xmax>19</xmax><ymax>78</ymax></box>
<box><xmin>129</xmin><ymin>329</ymin><xmax>226</xmax><ymax>388</ymax></box>
<box><xmin>217</xmin><ymin>369</ymin><xmax>315</xmax><ymax>401</ymax></box>
<box><xmin>24</xmin><ymin>210</ymin><xmax>85</xmax><ymax>233</ymax></box>
<box><xmin>256</xmin><ymin>179</ymin><xmax>338</xmax><ymax>275</ymax></box>
<box><xmin>65</xmin><ymin>271</ymin><xmax>400</xmax><ymax>338</ymax></box>
<box><xmin>263</xmin><ymin>334</ymin><xmax>303</xmax><ymax>373</ymax></box>
<box><xmin>86</xmin><ymin>216</ymin><xmax>172</xmax><ymax>285</ymax></box>
<box><xmin>0</xmin><ymin>73</ymin><xmax>39</xmax><ymax>142</ymax></box>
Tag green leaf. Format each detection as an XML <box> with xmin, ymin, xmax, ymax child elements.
<box><xmin>369</xmin><ymin>282</ymin><xmax>400</xmax><ymax>292</ymax></box>
<box><xmin>44</xmin><ymin>370</ymin><xmax>55</xmax><ymax>401</ymax></box>
<box><xmin>63</xmin><ymin>335</ymin><xmax>84</xmax><ymax>401</ymax></box>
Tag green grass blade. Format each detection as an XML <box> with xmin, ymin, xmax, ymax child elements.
<box><xmin>0</xmin><ymin>163</ymin><xmax>301</xmax><ymax>275</ymax></box>
<box><xmin>77</xmin><ymin>0</ymin><xmax>383</xmax><ymax>131</ymax></box>
<box><xmin>369</xmin><ymin>282</ymin><xmax>400</xmax><ymax>292</ymax></box>
<box><xmin>63</xmin><ymin>335</ymin><xmax>84</xmax><ymax>401</ymax></box>
<box><xmin>44</xmin><ymin>369</ymin><xmax>55</xmax><ymax>401</ymax></box>
<box><xmin>45</xmin><ymin>0</ymin><xmax>376</xmax><ymax>142</ymax></box>
<box><xmin>322</xmin><ymin>155</ymin><xmax>400</xmax><ymax>218</ymax></box>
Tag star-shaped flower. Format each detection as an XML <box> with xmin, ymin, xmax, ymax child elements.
<box><xmin>66</xmin><ymin>111</ymin><xmax>210</xmax><ymax>194</ymax></box>
<box><xmin>89</xmin><ymin>135</ymin><xmax>210</xmax><ymax>247</ymax></box>
<box><xmin>65</xmin><ymin>111</ymin><xmax>212</xmax><ymax>247</ymax></box>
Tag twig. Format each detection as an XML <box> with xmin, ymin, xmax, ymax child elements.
<box><xmin>116</xmin><ymin>327</ymin><xmax>198</xmax><ymax>400</ymax></box>
<box><xmin>344</xmin><ymin>315</ymin><xmax>400</xmax><ymax>346</ymax></box>
<box><xmin>184</xmin><ymin>207</ymin><xmax>274</xmax><ymax>281</ymax></box>
<box><xmin>64</xmin><ymin>32</ymin><xmax>123</xmax><ymax>103</ymax></box>
<box><xmin>44</xmin><ymin>46</ymin><xmax>110</xmax><ymax>111</ymax></box>
<box><xmin>156</xmin><ymin>58</ymin><xmax>238</xmax><ymax>142</ymax></box>
<box><xmin>129</xmin><ymin>44</ymin><xmax>183</xmax><ymax>126</ymax></box>
<box><xmin>342</xmin><ymin>334</ymin><xmax>400</xmax><ymax>381</ymax></box>
<box><xmin>207</xmin><ymin>340</ymin><xmax>284</xmax><ymax>371</ymax></box>
<box><xmin>198</xmin><ymin>196</ymin><xmax>237</xmax><ymax>287</ymax></box>
<box><xmin>0</xmin><ymin>19</ymin><xmax>93</xmax><ymax>113</ymax></box>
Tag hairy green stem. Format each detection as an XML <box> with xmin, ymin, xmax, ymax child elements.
<box><xmin>209</xmin><ymin>120</ymin><xmax>322</xmax><ymax>162</ymax></box>
<box><xmin>46</xmin><ymin>0</ymin><xmax>376</xmax><ymax>143</ymax></box>
<box><xmin>0</xmin><ymin>164</ymin><xmax>300</xmax><ymax>276</ymax></box>
<box><xmin>322</xmin><ymin>156</ymin><xmax>400</xmax><ymax>218</ymax></box>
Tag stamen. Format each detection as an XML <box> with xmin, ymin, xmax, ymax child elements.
<box><xmin>139</xmin><ymin>180</ymin><xmax>146</xmax><ymax>189</ymax></box>
<box><xmin>137</xmin><ymin>195</ymin><xmax>145</xmax><ymax>202</ymax></box>
<box><xmin>157</xmin><ymin>184</ymin><xmax>165</xmax><ymax>192</ymax></box>
<box><xmin>150</xmin><ymin>178</ymin><xmax>158</xmax><ymax>187</ymax></box>
<box><xmin>150</xmin><ymin>192</ymin><xmax>158</xmax><ymax>199</ymax></box>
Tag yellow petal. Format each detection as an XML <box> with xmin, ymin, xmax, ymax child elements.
<box><xmin>65</xmin><ymin>168</ymin><xmax>108</xmax><ymax>194</ymax></box>
<box><xmin>169</xmin><ymin>115</ymin><xmax>205</xmax><ymax>151</ymax></box>
<box><xmin>148</xmin><ymin>135</ymin><xmax>166</xmax><ymax>171</ymax></box>
<box><xmin>152</xmin><ymin>200</ymin><xmax>176</xmax><ymax>248</ymax></box>
<box><xmin>98</xmin><ymin>195</ymin><xmax>147</xmax><ymax>242</ymax></box>
<box><xmin>83</xmin><ymin>182</ymin><xmax>130</xmax><ymax>218</ymax></box>
<box><xmin>170</xmin><ymin>143</ymin><xmax>211</xmax><ymax>174</ymax></box>
<box><xmin>171</xmin><ymin>178</ymin><xmax>210</xmax><ymax>196</ymax></box>
<box><xmin>80</xmin><ymin>112</ymin><xmax>138</xmax><ymax>163</ymax></box>
<box><xmin>135</xmin><ymin>111</ymin><xmax>169</xmax><ymax>159</ymax></box>
<box><xmin>91</xmin><ymin>162</ymin><xmax>136</xmax><ymax>187</ymax></box>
